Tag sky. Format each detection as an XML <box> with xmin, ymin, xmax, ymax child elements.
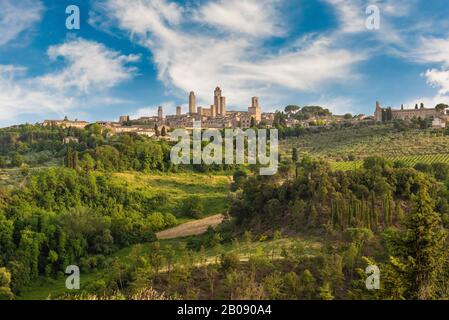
<box><xmin>1</xmin><ymin>0</ymin><xmax>449</xmax><ymax>127</ymax></box>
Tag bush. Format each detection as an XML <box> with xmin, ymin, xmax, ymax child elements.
<box><xmin>180</xmin><ymin>196</ymin><xmax>204</xmax><ymax>218</ymax></box>
<box><xmin>220</xmin><ymin>252</ymin><xmax>240</xmax><ymax>272</ymax></box>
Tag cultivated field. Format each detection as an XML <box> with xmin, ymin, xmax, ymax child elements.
<box><xmin>281</xmin><ymin>125</ymin><xmax>449</xmax><ymax>162</ymax></box>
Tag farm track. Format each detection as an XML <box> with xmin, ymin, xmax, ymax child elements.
<box><xmin>156</xmin><ymin>214</ymin><xmax>225</xmax><ymax>239</ymax></box>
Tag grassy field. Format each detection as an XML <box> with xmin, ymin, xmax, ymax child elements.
<box><xmin>281</xmin><ymin>125</ymin><xmax>449</xmax><ymax>162</ymax></box>
<box><xmin>111</xmin><ymin>172</ymin><xmax>231</xmax><ymax>221</ymax></box>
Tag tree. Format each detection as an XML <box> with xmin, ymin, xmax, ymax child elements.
<box><xmin>81</xmin><ymin>153</ymin><xmax>95</xmax><ymax>171</ymax></box>
<box><xmin>220</xmin><ymin>252</ymin><xmax>240</xmax><ymax>272</ymax></box>
<box><xmin>20</xmin><ymin>163</ymin><xmax>29</xmax><ymax>176</ymax></box>
<box><xmin>283</xmin><ymin>272</ymin><xmax>300</xmax><ymax>299</ymax></box>
<box><xmin>285</xmin><ymin>105</ymin><xmax>300</xmax><ymax>114</ymax></box>
<box><xmin>292</xmin><ymin>147</ymin><xmax>299</xmax><ymax>163</ymax></box>
<box><xmin>181</xmin><ymin>196</ymin><xmax>204</xmax><ymax>218</ymax></box>
<box><xmin>72</xmin><ymin>150</ymin><xmax>79</xmax><ymax>169</ymax></box>
<box><xmin>10</xmin><ymin>152</ymin><xmax>23</xmax><ymax>167</ymax></box>
<box><xmin>387</xmin><ymin>188</ymin><xmax>447</xmax><ymax>299</ymax></box>
<box><xmin>318</xmin><ymin>282</ymin><xmax>334</xmax><ymax>300</ymax></box>
<box><xmin>161</xmin><ymin>126</ymin><xmax>167</xmax><ymax>137</ymax></box>
<box><xmin>66</xmin><ymin>146</ymin><xmax>73</xmax><ymax>168</ymax></box>
<box><xmin>435</xmin><ymin>103</ymin><xmax>449</xmax><ymax>112</ymax></box>
<box><xmin>231</xmin><ymin>169</ymin><xmax>248</xmax><ymax>191</ymax></box>
<box><xmin>0</xmin><ymin>156</ymin><xmax>6</xmax><ymax>168</ymax></box>
<box><xmin>344</xmin><ymin>113</ymin><xmax>353</xmax><ymax>120</ymax></box>
<box><xmin>154</xmin><ymin>124</ymin><xmax>160</xmax><ymax>137</ymax></box>
<box><xmin>250</xmin><ymin>117</ymin><xmax>256</xmax><ymax>128</ymax></box>
<box><xmin>0</xmin><ymin>268</ymin><xmax>13</xmax><ymax>300</ymax></box>
<box><xmin>299</xmin><ymin>269</ymin><xmax>315</xmax><ymax>299</ymax></box>
<box><xmin>431</xmin><ymin>162</ymin><xmax>449</xmax><ymax>181</ymax></box>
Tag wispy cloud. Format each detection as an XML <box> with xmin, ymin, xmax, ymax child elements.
<box><xmin>0</xmin><ymin>0</ymin><xmax>44</xmax><ymax>46</ymax></box>
<box><xmin>131</xmin><ymin>101</ymin><xmax>177</xmax><ymax>119</ymax></box>
<box><xmin>90</xmin><ymin>0</ymin><xmax>366</xmax><ymax>111</ymax></box>
<box><xmin>0</xmin><ymin>38</ymin><xmax>139</xmax><ymax>124</ymax></box>
<box><xmin>39</xmin><ymin>38</ymin><xmax>140</xmax><ymax>93</ymax></box>
<box><xmin>193</xmin><ymin>0</ymin><xmax>284</xmax><ymax>37</ymax></box>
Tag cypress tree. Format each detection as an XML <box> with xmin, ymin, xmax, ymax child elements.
<box><xmin>292</xmin><ymin>147</ymin><xmax>299</xmax><ymax>163</ymax></box>
<box><xmin>66</xmin><ymin>146</ymin><xmax>73</xmax><ymax>168</ymax></box>
<box><xmin>72</xmin><ymin>151</ymin><xmax>79</xmax><ymax>169</ymax></box>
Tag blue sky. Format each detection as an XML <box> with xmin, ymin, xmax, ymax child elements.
<box><xmin>1</xmin><ymin>0</ymin><xmax>449</xmax><ymax>127</ymax></box>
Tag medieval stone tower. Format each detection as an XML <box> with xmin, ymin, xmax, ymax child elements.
<box><xmin>214</xmin><ymin>87</ymin><xmax>222</xmax><ymax>116</ymax></box>
<box><xmin>158</xmin><ymin>106</ymin><xmax>164</xmax><ymax>120</ymax></box>
<box><xmin>189</xmin><ymin>91</ymin><xmax>196</xmax><ymax>115</ymax></box>
<box><xmin>249</xmin><ymin>97</ymin><xmax>261</xmax><ymax>122</ymax></box>
<box><xmin>374</xmin><ymin>101</ymin><xmax>382</xmax><ymax>122</ymax></box>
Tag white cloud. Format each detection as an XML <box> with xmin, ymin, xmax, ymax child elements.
<box><xmin>38</xmin><ymin>38</ymin><xmax>139</xmax><ymax>93</ymax></box>
<box><xmin>90</xmin><ymin>0</ymin><xmax>365</xmax><ymax>111</ymax></box>
<box><xmin>424</xmin><ymin>69</ymin><xmax>449</xmax><ymax>95</ymax></box>
<box><xmin>325</xmin><ymin>0</ymin><xmax>365</xmax><ymax>34</ymax></box>
<box><xmin>194</xmin><ymin>0</ymin><xmax>283</xmax><ymax>37</ymax></box>
<box><xmin>0</xmin><ymin>0</ymin><xmax>44</xmax><ymax>46</ymax></box>
<box><xmin>0</xmin><ymin>38</ymin><xmax>139</xmax><ymax>124</ymax></box>
<box><xmin>324</xmin><ymin>0</ymin><xmax>414</xmax><ymax>46</ymax></box>
<box><xmin>131</xmin><ymin>101</ymin><xmax>177</xmax><ymax>119</ymax></box>
<box><xmin>0</xmin><ymin>65</ymin><xmax>74</xmax><ymax>121</ymax></box>
<box><xmin>404</xmin><ymin>94</ymin><xmax>449</xmax><ymax>111</ymax></box>
<box><xmin>310</xmin><ymin>96</ymin><xmax>360</xmax><ymax>115</ymax></box>
<box><xmin>405</xmin><ymin>35</ymin><xmax>449</xmax><ymax>105</ymax></box>
<box><xmin>411</xmin><ymin>36</ymin><xmax>449</xmax><ymax>67</ymax></box>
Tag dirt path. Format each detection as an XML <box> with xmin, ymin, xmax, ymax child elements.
<box><xmin>156</xmin><ymin>214</ymin><xmax>225</xmax><ymax>240</ymax></box>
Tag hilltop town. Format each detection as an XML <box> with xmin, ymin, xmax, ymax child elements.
<box><xmin>42</xmin><ymin>87</ymin><xmax>449</xmax><ymax>137</ymax></box>
<box><xmin>43</xmin><ymin>87</ymin><xmax>271</xmax><ymax>137</ymax></box>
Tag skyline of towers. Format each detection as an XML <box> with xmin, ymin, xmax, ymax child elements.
<box><xmin>152</xmin><ymin>88</ymin><xmax>260</xmax><ymax>123</ymax></box>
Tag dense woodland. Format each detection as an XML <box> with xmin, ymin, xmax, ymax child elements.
<box><xmin>228</xmin><ymin>156</ymin><xmax>449</xmax><ymax>299</ymax></box>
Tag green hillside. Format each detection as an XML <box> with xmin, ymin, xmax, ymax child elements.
<box><xmin>281</xmin><ymin>125</ymin><xmax>449</xmax><ymax>162</ymax></box>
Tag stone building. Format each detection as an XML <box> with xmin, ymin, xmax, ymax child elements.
<box><xmin>43</xmin><ymin>116</ymin><xmax>89</xmax><ymax>129</ymax></box>
<box><xmin>374</xmin><ymin>101</ymin><xmax>443</xmax><ymax>122</ymax></box>
<box><xmin>261</xmin><ymin>113</ymin><xmax>275</xmax><ymax>126</ymax></box>
<box><xmin>119</xmin><ymin>115</ymin><xmax>130</xmax><ymax>123</ymax></box>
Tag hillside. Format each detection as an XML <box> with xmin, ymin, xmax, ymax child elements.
<box><xmin>2</xmin><ymin>123</ymin><xmax>449</xmax><ymax>301</ymax></box>
<box><xmin>281</xmin><ymin>124</ymin><xmax>449</xmax><ymax>170</ymax></box>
